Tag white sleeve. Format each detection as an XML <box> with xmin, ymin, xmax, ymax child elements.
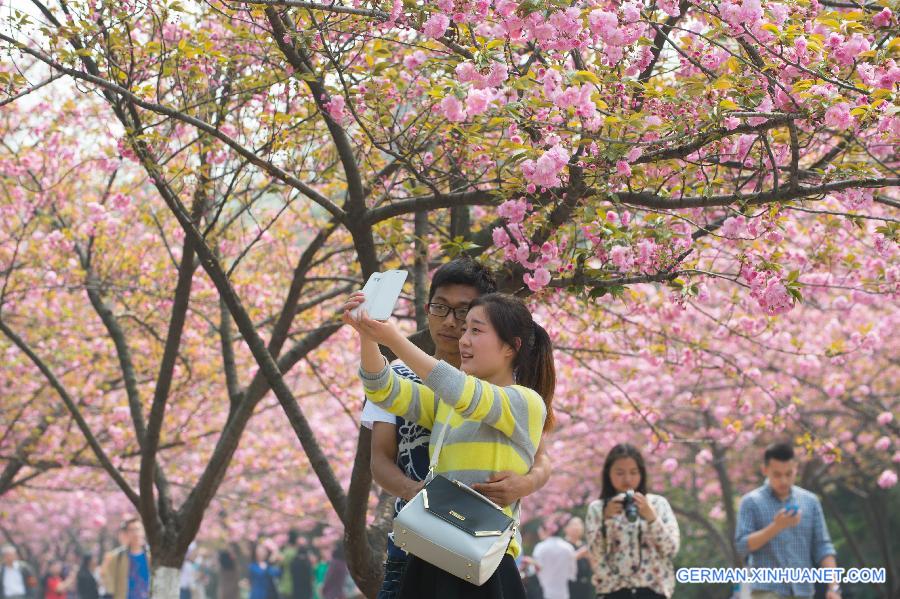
<box><xmin>361</xmin><ymin>399</ymin><xmax>397</xmax><ymax>430</ymax></box>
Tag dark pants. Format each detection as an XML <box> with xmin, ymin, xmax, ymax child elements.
<box><xmin>399</xmin><ymin>555</ymin><xmax>526</xmax><ymax>599</ymax></box>
<box><xmin>599</xmin><ymin>588</ymin><xmax>665</xmax><ymax>599</ymax></box>
<box><xmin>180</xmin><ymin>589</ymin><xmax>192</xmax><ymax>599</ymax></box>
<box><xmin>377</xmin><ymin>556</ymin><xmax>408</xmax><ymax>599</ymax></box>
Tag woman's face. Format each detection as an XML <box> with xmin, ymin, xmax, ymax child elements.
<box><xmin>254</xmin><ymin>545</ymin><xmax>268</xmax><ymax>562</ymax></box>
<box><xmin>458</xmin><ymin>306</ymin><xmax>515</xmax><ymax>380</ymax></box>
<box><xmin>50</xmin><ymin>561</ymin><xmax>63</xmax><ymax>576</ymax></box>
<box><xmin>609</xmin><ymin>457</ymin><xmax>642</xmax><ymax>494</ymax></box>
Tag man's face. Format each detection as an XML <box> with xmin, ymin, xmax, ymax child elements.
<box><xmin>124</xmin><ymin>521</ymin><xmax>145</xmax><ymax>547</ymax></box>
<box><xmin>2</xmin><ymin>549</ymin><xmax>15</xmax><ymax>566</ymax></box>
<box><xmin>763</xmin><ymin>458</ymin><xmax>797</xmax><ymax>497</ymax></box>
<box><xmin>564</xmin><ymin>518</ymin><xmax>584</xmax><ymax>541</ymax></box>
<box><xmin>427</xmin><ymin>284</ymin><xmax>480</xmax><ymax>357</ymax></box>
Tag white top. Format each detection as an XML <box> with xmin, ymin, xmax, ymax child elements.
<box><xmin>2</xmin><ymin>562</ymin><xmax>27</xmax><ymax>597</ymax></box>
<box><xmin>360</xmin><ymin>400</ymin><xmax>396</xmax><ymax>430</ymax></box>
<box><xmin>533</xmin><ymin>536</ymin><xmax>577</xmax><ymax>599</ymax></box>
<box><xmin>179</xmin><ymin>561</ymin><xmax>196</xmax><ymax>589</ymax></box>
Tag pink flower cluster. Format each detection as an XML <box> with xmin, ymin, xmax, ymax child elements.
<box><xmin>456</xmin><ymin>61</ymin><xmax>509</xmax><ymax>89</ymax></box>
<box><xmin>422</xmin><ymin>12</ymin><xmax>450</xmax><ymax>39</ymax></box>
<box><xmin>587</xmin><ymin>4</ymin><xmax>647</xmax><ymax>64</ymax></box>
<box><xmin>742</xmin><ymin>264</ymin><xmax>796</xmax><ymax>315</ymax></box>
<box><xmin>718</xmin><ymin>0</ymin><xmax>764</xmax><ymax>33</ymax></box>
<box><xmin>877</xmin><ymin>469</ymin><xmax>898</xmax><ymax>489</ymax></box>
<box><xmin>323</xmin><ymin>95</ymin><xmax>349</xmax><ymax>125</ymax></box>
<box><xmin>541</xmin><ymin>70</ymin><xmax>596</xmax><ymax>119</ymax></box>
<box><xmin>520</xmin><ymin>144</ymin><xmax>570</xmax><ymax>188</ymax></box>
<box><xmin>823</xmin><ymin>102</ymin><xmax>853</xmax><ymax>130</ymax></box>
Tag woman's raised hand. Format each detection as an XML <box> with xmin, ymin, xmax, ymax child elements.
<box><xmin>341</xmin><ymin>291</ymin><xmax>402</xmax><ymax>347</ymax></box>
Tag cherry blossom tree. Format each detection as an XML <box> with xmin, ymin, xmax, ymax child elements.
<box><xmin>1</xmin><ymin>0</ymin><xmax>897</xmax><ymax>596</ymax></box>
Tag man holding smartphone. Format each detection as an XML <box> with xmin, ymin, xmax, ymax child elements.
<box><xmin>735</xmin><ymin>443</ymin><xmax>841</xmax><ymax>599</ymax></box>
<box><xmin>359</xmin><ymin>257</ymin><xmax>551</xmax><ymax>599</ymax></box>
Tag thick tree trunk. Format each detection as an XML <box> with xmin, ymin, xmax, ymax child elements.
<box><xmin>150</xmin><ymin>566</ymin><xmax>180</xmax><ymax>599</ymax></box>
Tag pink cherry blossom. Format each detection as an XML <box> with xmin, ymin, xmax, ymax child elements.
<box><xmin>824</xmin><ymin>102</ymin><xmax>853</xmax><ymax>129</ymax></box>
<box><xmin>877</xmin><ymin>469</ymin><xmax>898</xmax><ymax>489</ymax></box>
<box><xmin>422</xmin><ymin>13</ymin><xmax>450</xmax><ymax>39</ymax></box>
<box><xmin>873</xmin><ymin>8</ymin><xmax>893</xmax><ymax>27</ymax></box>
<box><xmin>524</xmin><ymin>267</ymin><xmax>552</xmax><ymax>291</ymax></box>
<box><xmin>609</xmin><ymin>245</ymin><xmax>634</xmax><ymax>271</ymax></box>
<box><xmin>465</xmin><ymin>88</ymin><xmax>493</xmax><ymax>117</ymax></box>
<box><xmin>439</xmin><ymin>95</ymin><xmax>466</xmax><ymax>122</ymax></box>
<box><xmin>520</xmin><ymin>144</ymin><xmax>570</xmax><ymax>188</ymax></box>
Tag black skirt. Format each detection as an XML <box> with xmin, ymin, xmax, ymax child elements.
<box><xmin>398</xmin><ymin>555</ymin><xmax>526</xmax><ymax>599</ymax></box>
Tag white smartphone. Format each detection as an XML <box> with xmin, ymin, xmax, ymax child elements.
<box><xmin>352</xmin><ymin>270</ymin><xmax>408</xmax><ymax>321</ymax></box>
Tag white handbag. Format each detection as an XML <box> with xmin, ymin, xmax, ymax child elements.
<box><xmin>392</xmin><ymin>402</ymin><xmax>516</xmax><ymax>586</ymax></box>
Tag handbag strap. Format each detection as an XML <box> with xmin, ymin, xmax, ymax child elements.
<box><xmin>427</xmin><ymin>398</ymin><xmax>452</xmax><ymax>480</ymax></box>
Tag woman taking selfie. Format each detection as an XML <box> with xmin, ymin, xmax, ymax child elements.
<box><xmin>342</xmin><ymin>290</ymin><xmax>555</xmax><ymax>599</ymax></box>
<box><xmin>585</xmin><ymin>444</ymin><xmax>680</xmax><ymax>599</ymax></box>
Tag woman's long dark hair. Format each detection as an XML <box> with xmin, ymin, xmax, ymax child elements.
<box><xmin>468</xmin><ymin>293</ymin><xmax>556</xmax><ymax>430</ymax></box>
<box><xmin>218</xmin><ymin>550</ymin><xmax>236</xmax><ymax>572</ymax></box>
<box><xmin>600</xmin><ymin>443</ymin><xmax>648</xmax><ymax>501</ymax></box>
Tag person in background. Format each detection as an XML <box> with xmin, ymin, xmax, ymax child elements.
<box><xmin>247</xmin><ymin>543</ymin><xmax>280</xmax><ymax>599</ymax></box>
<box><xmin>735</xmin><ymin>442</ymin><xmax>840</xmax><ymax>599</ymax></box>
<box><xmin>42</xmin><ymin>561</ymin><xmax>72</xmax><ymax>599</ymax></box>
<box><xmin>1</xmin><ymin>545</ymin><xmax>37</xmax><ymax>599</ymax></box>
<box><xmin>319</xmin><ymin>544</ymin><xmax>348</xmax><ymax>599</ymax></box>
<box><xmin>216</xmin><ymin>552</ymin><xmax>238</xmax><ymax>599</ymax></box>
<box><xmin>76</xmin><ymin>555</ymin><xmax>99</xmax><ymax>599</ymax></box>
<box><xmin>563</xmin><ymin>518</ymin><xmax>594</xmax><ymax>599</ymax></box>
<box><xmin>180</xmin><ymin>545</ymin><xmax>198</xmax><ymax>599</ymax></box>
<box><xmin>585</xmin><ymin>444</ymin><xmax>680</xmax><ymax>599</ymax></box>
<box><xmin>533</xmin><ymin>524</ymin><xmax>576</xmax><ymax>599</ymax></box>
<box><xmin>311</xmin><ymin>549</ymin><xmax>327</xmax><ymax>599</ymax></box>
<box><xmin>100</xmin><ymin>519</ymin><xmax>150</xmax><ymax>599</ymax></box>
<box><xmin>278</xmin><ymin>531</ymin><xmax>312</xmax><ymax>599</ymax></box>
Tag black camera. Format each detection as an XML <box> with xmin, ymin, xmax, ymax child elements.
<box><xmin>623</xmin><ymin>490</ymin><xmax>638</xmax><ymax>522</ymax></box>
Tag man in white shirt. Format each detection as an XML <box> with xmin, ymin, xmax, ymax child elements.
<box><xmin>533</xmin><ymin>525</ymin><xmax>577</xmax><ymax>599</ymax></box>
<box><xmin>1</xmin><ymin>545</ymin><xmax>32</xmax><ymax>599</ymax></box>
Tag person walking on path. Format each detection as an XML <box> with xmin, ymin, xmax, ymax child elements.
<box><xmin>563</xmin><ymin>518</ymin><xmax>594</xmax><ymax>599</ymax></box>
<box><xmin>533</xmin><ymin>525</ymin><xmax>576</xmax><ymax>599</ymax></box>
<box><xmin>1</xmin><ymin>545</ymin><xmax>37</xmax><ymax>599</ymax></box>
<box><xmin>735</xmin><ymin>442</ymin><xmax>841</xmax><ymax>599</ymax></box>
<box><xmin>100</xmin><ymin>519</ymin><xmax>149</xmax><ymax>599</ymax></box>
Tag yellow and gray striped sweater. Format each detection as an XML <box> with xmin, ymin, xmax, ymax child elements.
<box><xmin>359</xmin><ymin>359</ymin><xmax>547</xmax><ymax>557</ymax></box>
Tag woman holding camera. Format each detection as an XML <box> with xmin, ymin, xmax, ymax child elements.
<box><xmin>342</xmin><ymin>291</ymin><xmax>555</xmax><ymax>599</ymax></box>
<box><xmin>585</xmin><ymin>444</ymin><xmax>680</xmax><ymax>599</ymax></box>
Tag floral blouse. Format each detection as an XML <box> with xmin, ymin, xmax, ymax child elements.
<box><xmin>585</xmin><ymin>493</ymin><xmax>680</xmax><ymax>598</ymax></box>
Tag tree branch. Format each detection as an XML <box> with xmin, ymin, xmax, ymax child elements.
<box><xmin>0</xmin><ymin>318</ymin><xmax>140</xmax><ymax>505</ymax></box>
<box><xmin>609</xmin><ymin>178</ymin><xmax>900</xmax><ymax>209</ymax></box>
<box><xmin>364</xmin><ymin>188</ymin><xmax>500</xmax><ymax>225</ymax></box>
<box><xmin>0</xmin><ymin>34</ymin><xmax>347</xmax><ymax>222</ymax></box>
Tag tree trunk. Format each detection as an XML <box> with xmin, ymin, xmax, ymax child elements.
<box><xmin>150</xmin><ymin>566</ymin><xmax>180</xmax><ymax>599</ymax></box>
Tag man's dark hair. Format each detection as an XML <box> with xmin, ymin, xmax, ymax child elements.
<box><xmin>764</xmin><ymin>442</ymin><xmax>795</xmax><ymax>464</ymax></box>
<box><xmin>120</xmin><ymin>517</ymin><xmax>140</xmax><ymax>531</ymax></box>
<box><xmin>428</xmin><ymin>257</ymin><xmax>497</xmax><ymax>302</ymax></box>
<box><xmin>288</xmin><ymin>529</ymin><xmax>300</xmax><ymax>545</ymax></box>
